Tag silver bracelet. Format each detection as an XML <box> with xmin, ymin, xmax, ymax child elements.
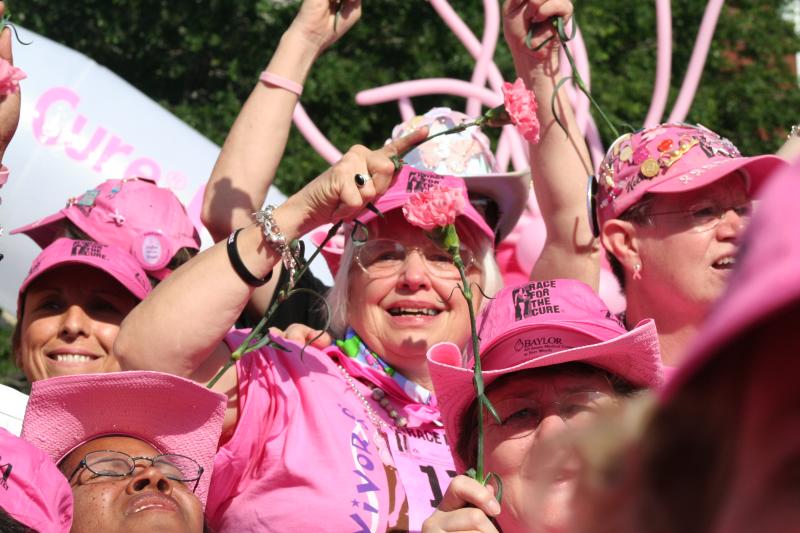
<box><xmin>253</xmin><ymin>205</ymin><xmax>298</xmax><ymax>285</ymax></box>
<box><xmin>789</xmin><ymin>124</ymin><xmax>800</xmax><ymax>140</ymax></box>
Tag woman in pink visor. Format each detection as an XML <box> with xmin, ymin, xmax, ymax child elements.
<box><xmin>21</xmin><ymin>370</ymin><xmax>226</xmax><ymax>533</ymax></box>
<box><xmin>423</xmin><ymin>279</ymin><xmax>662</xmax><ymax>533</ymax></box>
<box><xmin>115</xmin><ymin>131</ymin><xmax>505</xmax><ymax>531</ymax></box>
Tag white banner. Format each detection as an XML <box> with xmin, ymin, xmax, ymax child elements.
<box><xmin>0</xmin><ymin>27</ymin><xmax>332</xmax><ymax>314</ymax></box>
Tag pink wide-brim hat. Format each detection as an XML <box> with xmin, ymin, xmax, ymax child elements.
<box><xmin>0</xmin><ymin>428</ymin><xmax>73</xmax><ymax>533</ymax></box>
<box><xmin>356</xmin><ymin>165</ymin><xmax>495</xmax><ymax>243</ymax></box>
<box><xmin>596</xmin><ymin>123</ymin><xmax>787</xmax><ymax>226</ymax></box>
<box><xmin>18</xmin><ymin>238</ymin><xmax>151</xmax><ymax>312</ymax></box>
<box><xmin>21</xmin><ymin>371</ymin><xmax>227</xmax><ymax>507</ymax></box>
<box><xmin>391</xmin><ymin>107</ymin><xmax>531</xmax><ymax>241</ymax></box>
<box><xmin>427</xmin><ymin>279</ymin><xmax>662</xmax><ymax>472</ymax></box>
<box><xmin>12</xmin><ymin>177</ymin><xmax>200</xmax><ymax>279</ymax></box>
<box><xmin>662</xmin><ymin>156</ymin><xmax>800</xmax><ymax>401</ymax></box>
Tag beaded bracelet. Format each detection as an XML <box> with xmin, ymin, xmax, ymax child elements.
<box><xmin>259</xmin><ymin>70</ymin><xmax>303</xmax><ymax>97</ymax></box>
<box><xmin>253</xmin><ymin>206</ymin><xmax>298</xmax><ymax>285</ymax></box>
<box><xmin>227</xmin><ymin>228</ymin><xmax>272</xmax><ymax>287</ymax></box>
<box><xmin>789</xmin><ymin>124</ymin><xmax>800</xmax><ymax>140</ymax></box>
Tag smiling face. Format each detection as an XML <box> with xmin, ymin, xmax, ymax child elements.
<box><xmin>632</xmin><ymin>173</ymin><xmax>749</xmax><ymax>316</ymax></box>
<box><xmin>60</xmin><ymin>436</ymin><xmax>204</xmax><ymax>533</ymax></box>
<box><xmin>16</xmin><ymin>265</ymin><xmax>140</xmax><ymax>382</ymax></box>
<box><xmin>481</xmin><ymin>367</ymin><xmax>616</xmax><ymax>533</ymax></box>
<box><xmin>346</xmin><ymin>211</ymin><xmax>484</xmax><ymax>386</ymax></box>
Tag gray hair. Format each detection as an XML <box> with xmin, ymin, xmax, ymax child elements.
<box><xmin>325</xmin><ymin>231</ymin><xmax>503</xmax><ymax>339</ymax></box>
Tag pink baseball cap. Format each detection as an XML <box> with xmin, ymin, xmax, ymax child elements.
<box><xmin>594</xmin><ymin>123</ymin><xmax>786</xmax><ymax>229</ymax></box>
<box><xmin>391</xmin><ymin>107</ymin><xmax>531</xmax><ymax>240</ymax></box>
<box><xmin>427</xmin><ymin>279</ymin><xmax>662</xmax><ymax>471</ymax></box>
<box><xmin>662</xmin><ymin>156</ymin><xmax>800</xmax><ymax>400</ymax></box>
<box><xmin>12</xmin><ymin>177</ymin><xmax>201</xmax><ymax>280</ymax></box>
<box><xmin>356</xmin><ymin>165</ymin><xmax>495</xmax><ymax>243</ymax></box>
<box><xmin>21</xmin><ymin>371</ymin><xmax>227</xmax><ymax>507</ymax></box>
<box><xmin>18</xmin><ymin>239</ymin><xmax>151</xmax><ymax>311</ymax></box>
<box><xmin>0</xmin><ymin>428</ymin><xmax>73</xmax><ymax>533</ymax></box>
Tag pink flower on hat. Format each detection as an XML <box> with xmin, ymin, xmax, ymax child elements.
<box><xmin>0</xmin><ymin>58</ymin><xmax>25</xmax><ymax>95</ymax></box>
<box><xmin>402</xmin><ymin>185</ymin><xmax>465</xmax><ymax>231</ymax></box>
<box><xmin>502</xmin><ymin>78</ymin><xmax>540</xmax><ymax>143</ymax></box>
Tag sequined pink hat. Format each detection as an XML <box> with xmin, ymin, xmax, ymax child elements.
<box><xmin>593</xmin><ymin>123</ymin><xmax>786</xmax><ymax>231</ymax></box>
<box><xmin>391</xmin><ymin>107</ymin><xmax>531</xmax><ymax>241</ymax></box>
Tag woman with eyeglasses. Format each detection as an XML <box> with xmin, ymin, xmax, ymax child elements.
<box><xmin>422</xmin><ymin>279</ymin><xmax>662</xmax><ymax>533</ymax></box>
<box><xmin>21</xmin><ymin>371</ymin><xmax>227</xmax><ymax>533</ymax></box>
<box><xmin>592</xmin><ymin>123</ymin><xmax>786</xmax><ymax>367</ymax></box>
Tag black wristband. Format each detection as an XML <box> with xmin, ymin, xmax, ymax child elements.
<box><xmin>227</xmin><ymin>229</ymin><xmax>272</xmax><ymax>287</ymax></box>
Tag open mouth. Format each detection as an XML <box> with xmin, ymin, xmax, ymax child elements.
<box><xmin>126</xmin><ymin>493</ymin><xmax>179</xmax><ymax>515</ymax></box>
<box><xmin>387</xmin><ymin>307</ymin><xmax>441</xmax><ymax>317</ymax></box>
<box><xmin>712</xmin><ymin>256</ymin><xmax>736</xmax><ymax>270</ymax></box>
<box><xmin>47</xmin><ymin>353</ymin><xmax>100</xmax><ymax>363</ymax></box>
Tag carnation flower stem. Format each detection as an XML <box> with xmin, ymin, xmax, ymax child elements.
<box><xmin>207</xmin><ymin>220</ymin><xmax>344</xmax><ymax>389</ymax></box>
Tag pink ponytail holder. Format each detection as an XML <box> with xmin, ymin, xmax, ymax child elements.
<box><xmin>259</xmin><ymin>70</ymin><xmax>303</xmax><ymax>97</ymax></box>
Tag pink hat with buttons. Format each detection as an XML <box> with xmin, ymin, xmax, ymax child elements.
<box><xmin>594</xmin><ymin>123</ymin><xmax>786</xmax><ymax>230</ymax></box>
<box><xmin>428</xmin><ymin>279</ymin><xmax>662</xmax><ymax>471</ymax></box>
<box><xmin>356</xmin><ymin>165</ymin><xmax>495</xmax><ymax>244</ymax></box>
<box><xmin>12</xmin><ymin>177</ymin><xmax>200</xmax><ymax>280</ymax></box>
<box><xmin>0</xmin><ymin>428</ymin><xmax>73</xmax><ymax>533</ymax></box>
<box><xmin>18</xmin><ymin>238</ymin><xmax>152</xmax><ymax>312</ymax></box>
<box><xmin>391</xmin><ymin>107</ymin><xmax>531</xmax><ymax>241</ymax></box>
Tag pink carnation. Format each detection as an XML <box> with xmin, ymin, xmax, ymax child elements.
<box><xmin>0</xmin><ymin>58</ymin><xmax>25</xmax><ymax>96</ymax></box>
<box><xmin>502</xmin><ymin>78</ymin><xmax>540</xmax><ymax>143</ymax></box>
<box><xmin>402</xmin><ymin>185</ymin><xmax>465</xmax><ymax>231</ymax></box>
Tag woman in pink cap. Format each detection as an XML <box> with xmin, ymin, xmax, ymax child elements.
<box><xmin>201</xmin><ymin>0</ymin><xmax>597</xmax><ymax>333</ymax></box>
<box><xmin>11</xmin><ymin>239</ymin><xmax>151</xmax><ymax>388</ymax></box>
<box><xmin>593</xmin><ymin>125</ymin><xmax>786</xmax><ymax>367</ymax></box>
<box><xmin>21</xmin><ymin>370</ymin><xmax>227</xmax><ymax>533</ymax></box>
<box><xmin>423</xmin><ymin>279</ymin><xmax>662</xmax><ymax>533</ymax></box>
<box><xmin>115</xmin><ymin>127</ymin><xmax>506</xmax><ymax>530</ymax></box>
<box><xmin>569</xmin><ymin>157</ymin><xmax>800</xmax><ymax>533</ymax></box>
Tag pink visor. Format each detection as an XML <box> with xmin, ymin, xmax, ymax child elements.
<box><xmin>18</xmin><ymin>239</ymin><xmax>151</xmax><ymax>311</ymax></box>
<box><xmin>662</xmin><ymin>156</ymin><xmax>800</xmax><ymax>401</ymax></box>
<box><xmin>595</xmin><ymin>123</ymin><xmax>787</xmax><ymax>227</ymax></box>
<box><xmin>21</xmin><ymin>371</ymin><xmax>227</xmax><ymax>507</ymax></box>
<box><xmin>0</xmin><ymin>428</ymin><xmax>73</xmax><ymax>533</ymax></box>
<box><xmin>11</xmin><ymin>177</ymin><xmax>200</xmax><ymax>279</ymax></box>
<box><xmin>356</xmin><ymin>165</ymin><xmax>495</xmax><ymax>243</ymax></box>
<box><xmin>427</xmin><ymin>279</ymin><xmax>662</xmax><ymax>472</ymax></box>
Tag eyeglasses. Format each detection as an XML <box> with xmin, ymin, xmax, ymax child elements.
<box><xmin>488</xmin><ymin>391</ymin><xmax>616</xmax><ymax>439</ymax></box>
<box><xmin>354</xmin><ymin>238</ymin><xmax>476</xmax><ymax>279</ymax></box>
<box><xmin>643</xmin><ymin>201</ymin><xmax>755</xmax><ymax>233</ymax></box>
<box><xmin>67</xmin><ymin>450</ymin><xmax>204</xmax><ymax>492</ymax></box>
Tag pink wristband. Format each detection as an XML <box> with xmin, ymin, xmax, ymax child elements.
<box><xmin>259</xmin><ymin>71</ymin><xmax>303</xmax><ymax>97</ymax></box>
<box><xmin>0</xmin><ymin>165</ymin><xmax>8</xmax><ymax>188</ymax></box>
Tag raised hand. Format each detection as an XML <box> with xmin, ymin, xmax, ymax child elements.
<box><xmin>288</xmin><ymin>0</ymin><xmax>362</xmax><ymax>54</ymax></box>
<box><xmin>503</xmin><ymin>0</ymin><xmax>573</xmax><ymax>62</ymax></box>
<box><xmin>421</xmin><ymin>475</ymin><xmax>501</xmax><ymax>533</ymax></box>
<box><xmin>0</xmin><ymin>1</ymin><xmax>21</xmax><ymax>163</ymax></box>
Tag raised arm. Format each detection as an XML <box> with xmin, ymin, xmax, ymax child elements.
<box><xmin>201</xmin><ymin>0</ymin><xmax>362</xmax><ymax>318</ymax></box>
<box><xmin>503</xmin><ymin>0</ymin><xmax>600</xmax><ymax>289</ymax></box>
<box><xmin>115</xmin><ymin>130</ymin><xmax>428</xmax><ymax>388</ymax></box>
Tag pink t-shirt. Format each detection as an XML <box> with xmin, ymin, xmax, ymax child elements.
<box><xmin>206</xmin><ymin>331</ymin><xmax>456</xmax><ymax>532</ymax></box>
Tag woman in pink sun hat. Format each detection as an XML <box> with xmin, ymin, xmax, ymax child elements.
<box><xmin>21</xmin><ymin>370</ymin><xmax>227</xmax><ymax>533</ymax></box>
<box><xmin>423</xmin><ymin>279</ymin><xmax>662</xmax><ymax>533</ymax></box>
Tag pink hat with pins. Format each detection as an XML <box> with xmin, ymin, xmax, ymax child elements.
<box><xmin>18</xmin><ymin>239</ymin><xmax>151</xmax><ymax>312</ymax></box>
<box><xmin>427</xmin><ymin>279</ymin><xmax>662</xmax><ymax>471</ymax></box>
<box><xmin>21</xmin><ymin>371</ymin><xmax>227</xmax><ymax>507</ymax></box>
<box><xmin>391</xmin><ymin>107</ymin><xmax>531</xmax><ymax>241</ymax></box>
<box><xmin>0</xmin><ymin>428</ymin><xmax>73</xmax><ymax>533</ymax></box>
<box><xmin>662</xmin><ymin>156</ymin><xmax>800</xmax><ymax>400</ymax></box>
<box><xmin>356</xmin><ymin>165</ymin><xmax>495</xmax><ymax>243</ymax></box>
<box><xmin>12</xmin><ymin>177</ymin><xmax>200</xmax><ymax>280</ymax></box>
<box><xmin>594</xmin><ymin>123</ymin><xmax>786</xmax><ymax>231</ymax></box>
